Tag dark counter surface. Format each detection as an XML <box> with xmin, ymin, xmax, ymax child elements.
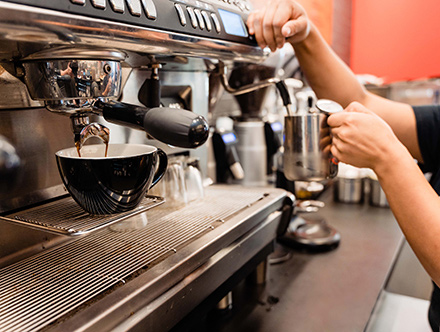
<box><xmin>204</xmin><ymin>187</ymin><xmax>404</xmax><ymax>332</ymax></box>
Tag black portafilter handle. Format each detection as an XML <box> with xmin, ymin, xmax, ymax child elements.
<box><xmin>96</xmin><ymin>100</ymin><xmax>209</xmax><ymax>148</ymax></box>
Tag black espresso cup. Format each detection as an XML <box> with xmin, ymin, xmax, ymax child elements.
<box><xmin>56</xmin><ymin>144</ymin><xmax>167</xmax><ymax>215</ymax></box>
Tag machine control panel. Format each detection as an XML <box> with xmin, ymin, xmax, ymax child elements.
<box><xmin>6</xmin><ymin>0</ymin><xmax>257</xmax><ymax>46</ymax></box>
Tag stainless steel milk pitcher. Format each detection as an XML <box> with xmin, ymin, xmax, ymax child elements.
<box><xmin>283</xmin><ymin>99</ymin><xmax>343</xmax><ymax>181</ymax></box>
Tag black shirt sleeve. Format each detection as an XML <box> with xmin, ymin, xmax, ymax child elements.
<box><xmin>412</xmin><ymin>105</ymin><xmax>440</xmax><ymax>332</ymax></box>
<box><xmin>413</xmin><ymin>105</ymin><xmax>440</xmax><ymax>173</ymax></box>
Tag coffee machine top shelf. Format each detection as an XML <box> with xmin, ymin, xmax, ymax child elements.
<box><xmin>0</xmin><ymin>0</ymin><xmax>267</xmax><ymax>63</ymax></box>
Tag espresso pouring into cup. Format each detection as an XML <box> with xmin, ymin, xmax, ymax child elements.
<box><xmin>16</xmin><ymin>47</ymin><xmax>210</xmax><ymax>214</ymax></box>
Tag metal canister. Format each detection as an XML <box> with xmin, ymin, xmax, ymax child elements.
<box><xmin>369</xmin><ymin>178</ymin><xmax>389</xmax><ymax>207</ymax></box>
<box><xmin>233</xmin><ymin>120</ymin><xmax>267</xmax><ymax>186</ymax></box>
<box><xmin>283</xmin><ymin>113</ymin><xmax>338</xmax><ymax>181</ymax></box>
<box><xmin>334</xmin><ymin>177</ymin><xmax>364</xmax><ymax>203</ymax></box>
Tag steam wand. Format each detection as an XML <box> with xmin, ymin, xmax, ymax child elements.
<box><xmin>213</xmin><ymin>62</ymin><xmax>302</xmax><ymax>116</ymax></box>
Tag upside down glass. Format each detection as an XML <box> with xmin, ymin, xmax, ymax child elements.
<box><xmin>185</xmin><ymin>158</ymin><xmax>204</xmax><ymax>202</ymax></box>
<box><xmin>149</xmin><ymin>159</ymin><xmax>188</xmax><ymax>208</ymax></box>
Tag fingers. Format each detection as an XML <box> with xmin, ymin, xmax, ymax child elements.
<box><xmin>328</xmin><ymin>103</ymin><xmax>385</xmax><ymax>134</ymax></box>
<box><xmin>327</xmin><ymin>104</ymin><xmax>371</xmax><ymax>128</ymax></box>
<box><xmin>327</xmin><ymin>112</ymin><xmax>346</xmax><ymax>128</ymax></box>
<box><xmin>246</xmin><ymin>0</ymin><xmax>309</xmax><ymax>51</ymax></box>
<box><xmin>259</xmin><ymin>5</ymin><xmax>278</xmax><ymax>51</ymax></box>
<box><xmin>327</xmin><ymin>104</ymin><xmax>360</xmax><ymax>128</ymax></box>
<box><xmin>272</xmin><ymin>5</ymin><xmax>295</xmax><ymax>48</ymax></box>
<box><xmin>319</xmin><ymin>135</ymin><xmax>332</xmax><ymax>153</ymax></box>
<box><xmin>248</xmin><ymin>10</ymin><xmax>267</xmax><ymax>49</ymax></box>
<box><xmin>330</xmin><ymin>132</ymin><xmax>349</xmax><ymax>160</ymax></box>
<box><xmin>247</xmin><ymin>12</ymin><xmax>256</xmax><ymax>35</ymax></box>
<box><xmin>330</xmin><ymin>143</ymin><xmax>342</xmax><ymax>163</ymax></box>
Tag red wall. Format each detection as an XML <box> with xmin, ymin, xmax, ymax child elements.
<box><xmin>351</xmin><ymin>0</ymin><xmax>440</xmax><ymax>83</ymax></box>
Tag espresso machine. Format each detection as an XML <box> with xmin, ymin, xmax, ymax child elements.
<box><xmin>210</xmin><ymin>59</ymin><xmax>302</xmax><ymax>187</ymax></box>
<box><xmin>0</xmin><ymin>1</ymin><xmax>295</xmax><ymax>331</ymax></box>
<box><xmin>226</xmin><ymin>63</ymin><xmax>277</xmax><ymax>186</ymax></box>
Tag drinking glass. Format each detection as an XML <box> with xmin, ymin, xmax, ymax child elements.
<box><xmin>185</xmin><ymin>158</ymin><xmax>204</xmax><ymax>202</ymax></box>
<box><xmin>162</xmin><ymin>159</ymin><xmax>188</xmax><ymax>208</ymax></box>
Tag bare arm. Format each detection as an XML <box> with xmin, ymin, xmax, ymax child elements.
<box><xmin>248</xmin><ymin>0</ymin><xmax>440</xmax><ymax>288</ymax></box>
<box><xmin>292</xmin><ymin>24</ymin><xmax>421</xmax><ymax>161</ymax></box>
<box><xmin>247</xmin><ymin>1</ymin><xmax>421</xmax><ymax>161</ymax></box>
<box><xmin>378</xmin><ymin>147</ymin><xmax>440</xmax><ymax>287</ymax></box>
<box><xmin>328</xmin><ymin>104</ymin><xmax>440</xmax><ymax>286</ymax></box>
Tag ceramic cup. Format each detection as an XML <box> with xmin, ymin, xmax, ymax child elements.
<box><xmin>56</xmin><ymin>143</ymin><xmax>167</xmax><ymax>215</ymax></box>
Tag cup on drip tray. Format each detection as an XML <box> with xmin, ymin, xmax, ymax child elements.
<box><xmin>56</xmin><ymin>144</ymin><xmax>167</xmax><ymax>215</ymax></box>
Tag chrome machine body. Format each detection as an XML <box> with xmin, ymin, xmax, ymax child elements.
<box><xmin>0</xmin><ymin>1</ymin><xmax>293</xmax><ymax>331</ymax></box>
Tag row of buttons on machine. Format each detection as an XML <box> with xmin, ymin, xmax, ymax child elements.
<box><xmin>175</xmin><ymin>4</ymin><xmax>221</xmax><ymax>33</ymax></box>
<box><xmin>173</xmin><ymin>0</ymin><xmax>215</xmax><ymax>12</ymax></box>
<box><xmin>70</xmin><ymin>0</ymin><xmax>157</xmax><ymax>19</ymax></box>
<box><xmin>216</xmin><ymin>0</ymin><xmax>250</xmax><ymax>12</ymax></box>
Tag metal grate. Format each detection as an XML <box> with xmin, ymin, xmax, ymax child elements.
<box><xmin>1</xmin><ymin>195</ymin><xmax>164</xmax><ymax>236</ymax></box>
<box><xmin>0</xmin><ymin>186</ymin><xmax>268</xmax><ymax>332</ymax></box>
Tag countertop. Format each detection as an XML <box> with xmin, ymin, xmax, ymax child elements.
<box><xmin>198</xmin><ymin>187</ymin><xmax>405</xmax><ymax>332</ymax></box>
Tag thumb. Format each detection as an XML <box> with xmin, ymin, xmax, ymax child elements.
<box><xmin>282</xmin><ymin>16</ymin><xmax>309</xmax><ymax>39</ymax></box>
<box><xmin>345</xmin><ymin>101</ymin><xmax>374</xmax><ymax>115</ymax></box>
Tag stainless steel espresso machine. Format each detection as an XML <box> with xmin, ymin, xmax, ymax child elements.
<box><xmin>0</xmin><ymin>1</ymin><xmax>294</xmax><ymax>331</ymax></box>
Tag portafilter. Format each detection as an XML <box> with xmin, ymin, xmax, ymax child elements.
<box><xmin>17</xmin><ymin>48</ymin><xmax>209</xmax><ymax>149</ymax></box>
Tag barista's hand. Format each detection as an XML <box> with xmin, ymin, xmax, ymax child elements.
<box><xmin>247</xmin><ymin>0</ymin><xmax>310</xmax><ymax>51</ymax></box>
<box><xmin>327</xmin><ymin>102</ymin><xmax>408</xmax><ymax>172</ymax></box>
<box><xmin>60</xmin><ymin>62</ymin><xmax>73</xmax><ymax>77</ymax></box>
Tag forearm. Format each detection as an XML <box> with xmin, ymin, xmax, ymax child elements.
<box><xmin>293</xmin><ymin>25</ymin><xmax>421</xmax><ymax>159</ymax></box>
<box><xmin>292</xmin><ymin>24</ymin><xmax>368</xmax><ymax>107</ymax></box>
<box><xmin>375</xmin><ymin>146</ymin><xmax>440</xmax><ymax>286</ymax></box>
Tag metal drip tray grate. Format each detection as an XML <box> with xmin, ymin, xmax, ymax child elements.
<box><xmin>1</xmin><ymin>195</ymin><xmax>164</xmax><ymax>236</ymax></box>
<box><xmin>0</xmin><ymin>186</ymin><xmax>272</xmax><ymax>332</ymax></box>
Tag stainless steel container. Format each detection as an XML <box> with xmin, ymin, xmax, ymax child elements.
<box><xmin>283</xmin><ymin>113</ymin><xmax>338</xmax><ymax>181</ymax></box>
<box><xmin>369</xmin><ymin>178</ymin><xmax>389</xmax><ymax>207</ymax></box>
<box><xmin>333</xmin><ymin>177</ymin><xmax>364</xmax><ymax>204</ymax></box>
<box><xmin>233</xmin><ymin>121</ymin><xmax>267</xmax><ymax>186</ymax></box>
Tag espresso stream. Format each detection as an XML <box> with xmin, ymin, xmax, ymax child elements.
<box><xmin>75</xmin><ymin>122</ymin><xmax>111</xmax><ymax>158</ymax></box>
<box><xmin>75</xmin><ymin>141</ymin><xmax>109</xmax><ymax>158</ymax></box>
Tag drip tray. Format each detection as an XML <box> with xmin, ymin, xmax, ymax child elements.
<box><xmin>0</xmin><ymin>186</ymin><xmax>286</xmax><ymax>332</ymax></box>
<box><xmin>0</xmin><ymin>195</ymin><xmax>164</xmax><ymax>236</ymax></box>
